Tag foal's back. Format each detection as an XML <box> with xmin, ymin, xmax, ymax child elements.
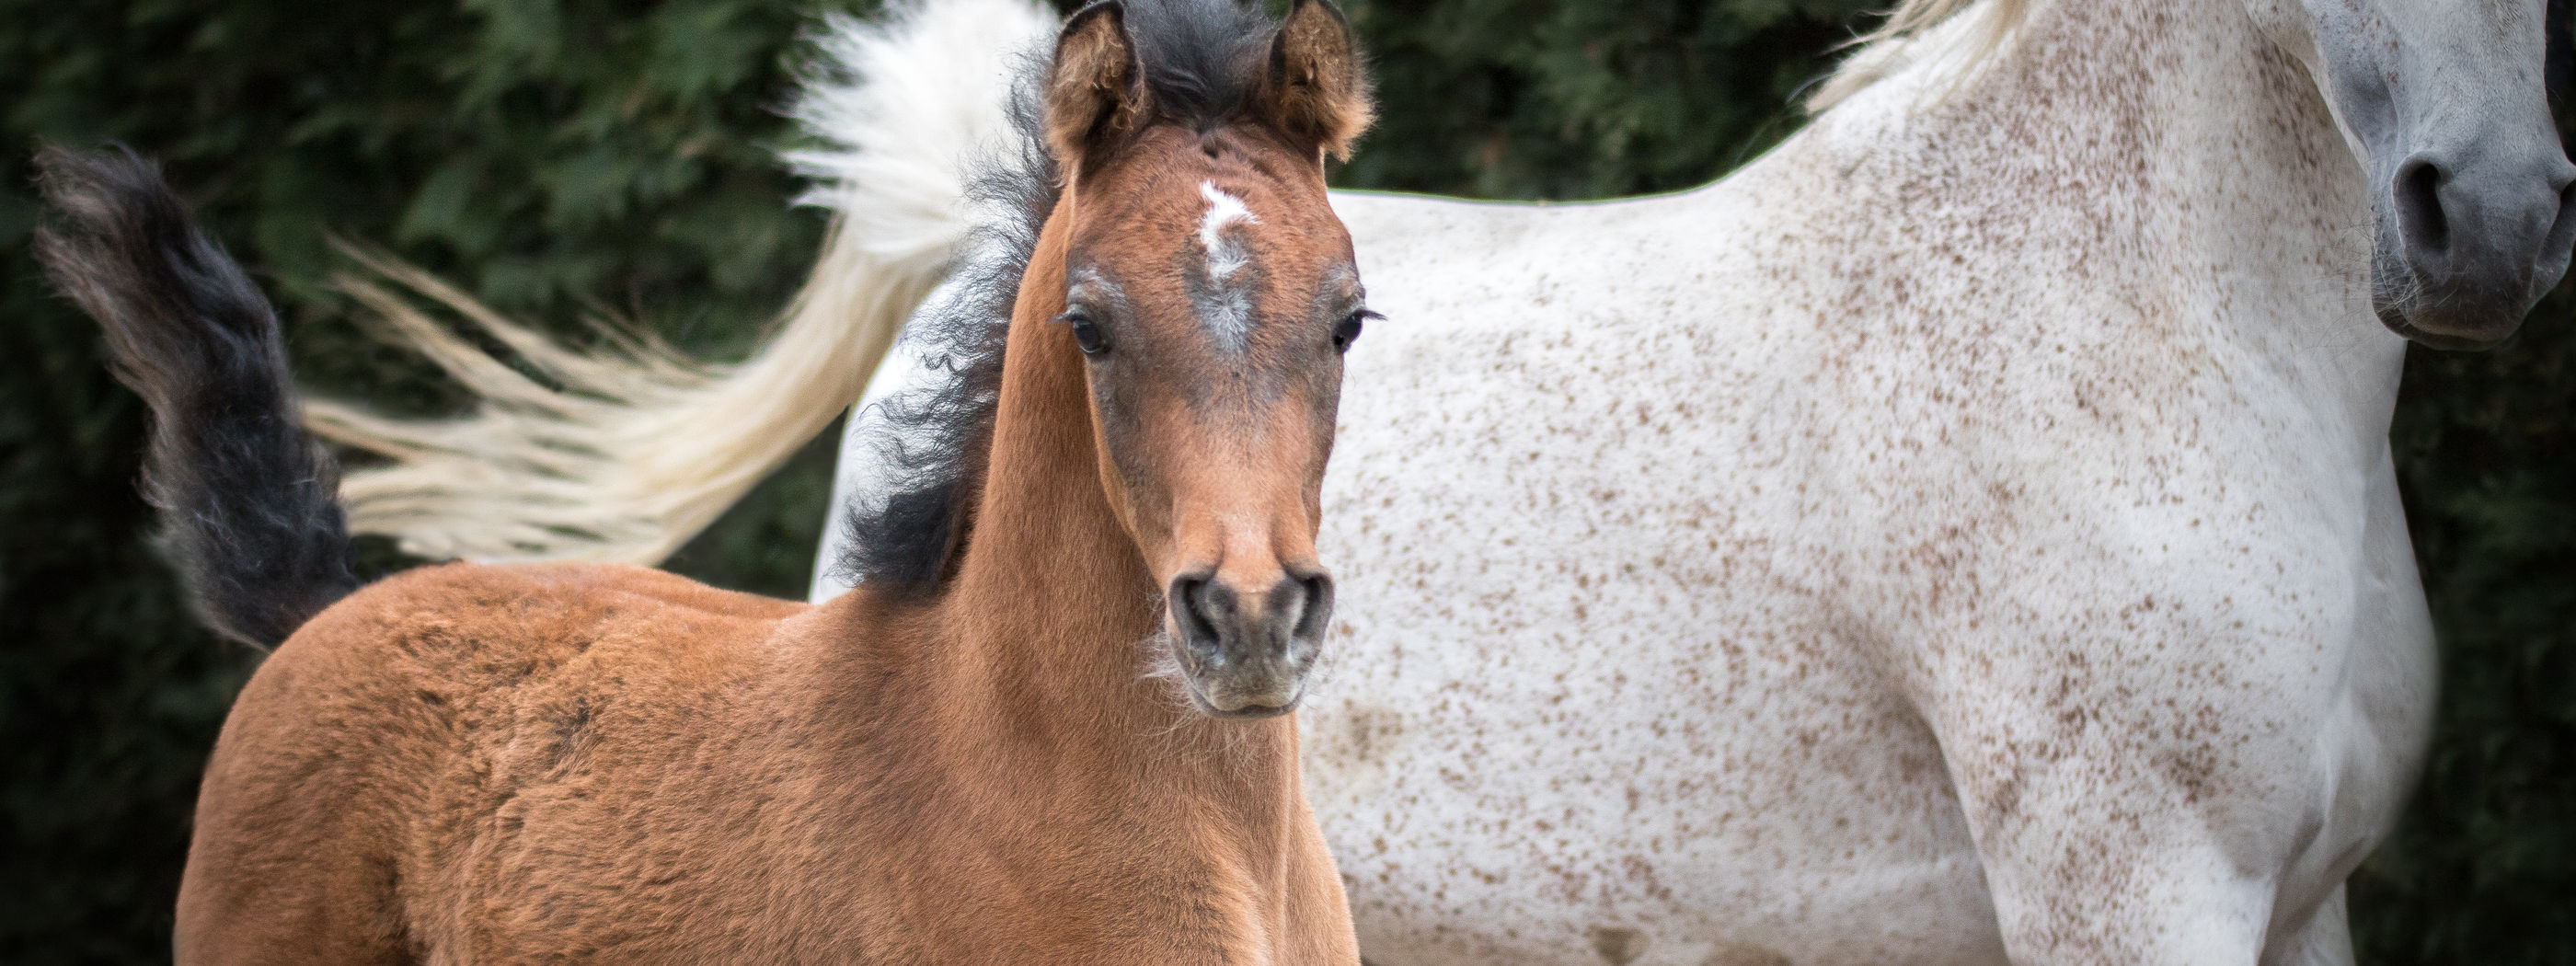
<box><xmin>178</xmin><ymin>562</ymin><xmax>854</xmax><ymax>963</ymax></box>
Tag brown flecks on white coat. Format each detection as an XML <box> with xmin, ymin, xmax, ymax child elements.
<box><xmin>1282</xmin><ymin>0</ymin><xmax>2443</xmax><ymax>962</ymax></box>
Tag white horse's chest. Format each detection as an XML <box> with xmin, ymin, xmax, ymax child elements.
<box><xmin>1303</xmin><ymin>210</ymin><xmax>1974</xmax><ymax>964</ymax></box>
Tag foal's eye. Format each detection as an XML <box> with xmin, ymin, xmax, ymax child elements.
<box><xmin>1060</xmin><ymin>311</ymin><xmax>1109</xmax><ymax>356</ymax></box>
<box><xmin>1332</xmin><ymin>311</ymin><xmax>1374</xmax><ymax>353</ymax></box>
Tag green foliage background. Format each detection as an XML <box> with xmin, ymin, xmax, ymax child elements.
<box><xmin>0</xmin><ymin>0</ymin><xmax>2566</xmax><ymax>960</ymax></box>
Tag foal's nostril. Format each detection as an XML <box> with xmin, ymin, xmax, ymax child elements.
<box><xmin>1172</xmin><ymin>575</ymin><xmax>1226</xmax><ymax>655</ymax></box>
<box><xmin>2395</xmin><ymin>156</ymin><xmax>2453</xmax><ymax>257</ymax></box>
<box><xmin>1289</xmin><ymin>572</ymin><xmax>1335</xmax><ymax>643</ymax></box>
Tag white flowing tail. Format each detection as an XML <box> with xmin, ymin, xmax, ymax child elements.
<box><xmin>305</xmin><ymin>0</ymin><xmax>1054</xmax><ymax>565</ymax></box>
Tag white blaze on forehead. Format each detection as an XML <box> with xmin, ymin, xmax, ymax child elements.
<box><xmin>1198</xmin><ymin>181</ymin><xmax>1259</xmax><ymax>282</ymax></box>
<box><xmin>1195</xmin><ymin>181</ymin><xmax>1261</xmax><ymax>352</ymax></box>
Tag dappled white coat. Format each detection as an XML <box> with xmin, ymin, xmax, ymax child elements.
<box><xmin>1294</xmin><ymin>17</ymin><xmax>2426</xmax><ymax>960</ymax></box>
<box><xmin>808</xmin><ymin>0</ymin><xmax>2568</xmax><ymax>963</ymax></box>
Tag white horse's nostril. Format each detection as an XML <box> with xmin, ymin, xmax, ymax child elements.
<box><xmin>2394</xmin><ymin>155</ymin><xmax>2452</xmax><ymax>257</ymax></box>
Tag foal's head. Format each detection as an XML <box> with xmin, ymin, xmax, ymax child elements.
<box><xmin>1041</xmin><ymin>0</ymin><xmax>1373</xmax><ymax>718</ymax></box>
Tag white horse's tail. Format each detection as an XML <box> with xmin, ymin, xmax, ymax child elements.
<box><xmin>304</xmin><ymin>0</ymin><xmax>1054</xmax><ymax>566</ymax></box>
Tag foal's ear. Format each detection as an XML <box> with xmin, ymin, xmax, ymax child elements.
<box><xmin>1045</xmin><ymin>2</ymin><xmax>1150</xmax><ymax>168</ymax></box>
<box><xmin>1259</xmin><ymin>0</ymin><xmax>1374</xmax><ymax>161</ymax></box>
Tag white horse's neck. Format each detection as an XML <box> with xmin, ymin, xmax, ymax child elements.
<box><xmin>1777</xmin><ymin>0</ymin><xmax>2408</xmax><ymax>464</ymax></box>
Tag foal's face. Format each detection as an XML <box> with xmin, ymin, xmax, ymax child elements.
<box><xmin>1043</xmin><ymin>0</ymin><xmax>1373</xmax><ymax>718</ymax></box>
<box><xmin>1064</xmin><ymin>129</ymin><xmax>1365</xmax><ymax>718</ymax></box>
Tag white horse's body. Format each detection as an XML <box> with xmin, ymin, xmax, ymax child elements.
<box><xmin>1293</xmin><ymin>46</ymin><xmax>2427</xmax><ymax>962</ymax></box>
<box><xmin>808</xmin><ymin>1</ymin><xmax>2570</xmax><ymax>961</ymax></box>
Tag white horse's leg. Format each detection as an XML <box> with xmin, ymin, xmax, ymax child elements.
<box><xmin>1964</xmin><ymin>809</ymin><xmax>2272</xmax><ymax>965</ymax></box>
<box><xmin>1900</xmin><ymin>448</ymin><xmax>2425</xmax><ymax>966</ymax></box>
<box><xmin>1914</xmin><ymin>624</ymin><xmax>2316</xmax><ymax>965</ymax></box>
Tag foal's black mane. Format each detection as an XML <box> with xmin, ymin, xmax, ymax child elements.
<box><xmin>833</xmin><ymin>0</ymin><xmax>1286</xmax><ymax>595</ymax></box>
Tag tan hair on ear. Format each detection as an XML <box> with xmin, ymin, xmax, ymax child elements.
<box><xmin>1263</xmin><ymin>0</ymin><xmax>1374</xmax><ymax>160</ymax></box>
<box><xmin>1045</xmin><ymin>2</ymin><xmax>1150</xmax><ymax>168</ymax></box>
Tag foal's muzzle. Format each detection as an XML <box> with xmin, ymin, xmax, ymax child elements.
<box><xmin>1168</xmin><ymin>567</ymin><xmax>1334</xmax><ymax>718</ymax></box>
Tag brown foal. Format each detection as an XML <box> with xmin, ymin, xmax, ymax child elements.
<box><xmin>35</xmin><ymin>0</ymin><xmax>1379</xmax><ymax>961</ymax></box>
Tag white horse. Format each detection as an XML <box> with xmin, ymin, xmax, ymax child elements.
<box><xmin>814</xmin><ymin>0</ymin><xmax>2570</xmax><ymax>962</ymax></box>
<box><xmin>319</xmin><ymin>0</ymin><xmax>2573</xmax><ymax>962</ymax></box>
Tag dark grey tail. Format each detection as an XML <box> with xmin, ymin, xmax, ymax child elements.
<box><xmin>32</xmin><ymin>145</ymin><xmax>359</xmax><ymax>649</ymax></box>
